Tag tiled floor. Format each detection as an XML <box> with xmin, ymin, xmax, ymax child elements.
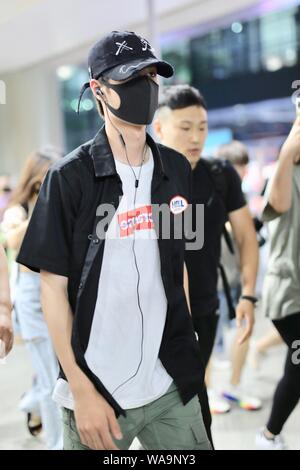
<box><xmin>0</xmin><ymin>313</ymin><xmax>299</xmax><ymax>450</ymax></box>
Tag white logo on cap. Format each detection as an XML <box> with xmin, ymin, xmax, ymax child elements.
<box><xmin>141</xmin><ymin>38</ymin><xmax>155</xmax><ymax>52</ymax></box>
<box><xmin>119</xmin><ymin>60</ymin><xmax>151</xmax><ymax>74</ymax></box>
<box><xmin>169</xmin><ymin>196</ymin><xmax>188</xmax><ymax>215</ymax></box>
<box><xmin>115</xmin><ymin>41</ymin><xmax>133</xmax><ymax>56</ymax></box>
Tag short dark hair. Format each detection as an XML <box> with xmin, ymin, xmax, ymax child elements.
<box><xmin>158</xmin><ymin>85</ymin><xmax>207</xmax><ymax>111</ymax></box>
<box><xmin>216</xmin><ymin>140</ymin><xmax>249</xmax><ymax>166</ymax></box>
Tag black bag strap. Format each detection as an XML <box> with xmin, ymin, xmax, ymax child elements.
<box><xmin>201</xmin><ymin>158</ymin><xmax>235</xmax><ymax>255</ymax></box>
<box><xmin>218</xmin><ymin>263</ymin><xmax>236</xmax><ymax>320</ymax></box>
<box><xmin>201</xmin><ymin>158</ymin><xmax>228</xmax><ymax>199</ymax></box>
<box><xmin>201</xmin><ymin>159</ymin><xmax>236</xmax><ymax>318</ymax></box>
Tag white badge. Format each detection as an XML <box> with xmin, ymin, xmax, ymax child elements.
<box><xmin>169</xmin><ymin>195</ymin><xmax>188</xmax><ymax>215</ymax></box>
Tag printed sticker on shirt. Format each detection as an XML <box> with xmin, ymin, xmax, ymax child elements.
<box><xmin>169</xmin><ymin>195</ymin><xmax>188</xmax><ymax>215</ymax></box>
<box><xmin>118</xmin><ymin>205</ymin><xmax>154</xmax><ymax>238</ymax></box>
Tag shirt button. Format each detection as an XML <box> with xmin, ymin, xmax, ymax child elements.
<box><xmin>79</xmin><ymin>282</ymin><xmax>83</xmax><ymax>289</ymax></box>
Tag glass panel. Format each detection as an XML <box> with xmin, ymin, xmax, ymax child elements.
<box><xmin>57</xmin><ymin>65</ymin><xmax>102</xmax><ymax>152</ymax></box>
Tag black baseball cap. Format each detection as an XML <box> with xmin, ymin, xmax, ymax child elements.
<box><xmin>77</xmin><ymin>31</ymin><xmax>174</xmax><ymax>113</ymax></box>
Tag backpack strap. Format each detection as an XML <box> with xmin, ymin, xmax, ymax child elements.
<box><xmin>201</xmin><ymin>158</ymin><xmax>237</xmax><ymax>319</ymax></box>
<box><xmin>201</xmin><ymin>158</ymin><xmax>234</xmax><ymax>255</ymax></box>
<box><xmin>201</xmin><ymin>158</ymin><xmax>228</xmax><ymax>201</ymax></box>
<box><xmin>218</xmin><ymin>263</ymin><xmax>236</xmax><ymax>320</ymax></box>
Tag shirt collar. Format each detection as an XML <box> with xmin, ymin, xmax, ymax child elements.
<box><xmin>90</xmin><ymin>125</ymin><xmax>168</xmax><ymax>180</ymax></box>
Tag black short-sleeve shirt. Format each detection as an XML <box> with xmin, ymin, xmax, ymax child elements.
<box><xmin>17</xmin><ymin>127</ymin><xmax>205</xmax><ymax>417</ymax></box>
<box><xmin>185</xmin><ymin>158</ymin><xmax>246</xmax><ymax>317</ymax></box>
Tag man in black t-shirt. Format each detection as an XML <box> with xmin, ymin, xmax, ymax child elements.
<box><xmin>154</xmin><ymin>85</ymin><xmax>259</xmax><ymax>442</ymax></box>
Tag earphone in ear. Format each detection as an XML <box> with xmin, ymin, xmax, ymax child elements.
<box><xmin>96</xmin><ymin>88</ymin><xmax>104</xmax><ymax>96</ymax></box>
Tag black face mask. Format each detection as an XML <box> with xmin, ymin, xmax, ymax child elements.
<box><xmin>103</xmin><ymin>75</ymin><xmax>159</xmax><ymax>125</ymax></box>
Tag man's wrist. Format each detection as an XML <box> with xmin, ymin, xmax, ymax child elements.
<box><xmin>241</xmin><ymin>285</ymin><xmax>256</xmax><ymax>297</ymax></box>
<box><xmin>69</xmin><ymin>371</ymin><xmax>95</xmax><ymax>399</ymax></box>
<box><xmin>240</xmin><ymin>295</ymin><xmax>258</xmax><ymax>306</ymax></box>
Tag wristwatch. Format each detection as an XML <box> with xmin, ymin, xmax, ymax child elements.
<box><xmin>240</xmin><ymin>295</ymin><xmax>258</xmax><ymax>306</ymax></box>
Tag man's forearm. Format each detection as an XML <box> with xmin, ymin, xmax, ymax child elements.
<box><xmin>40</xmin><ymin>272</ymin><xmax>94</xmax><ymax>398</ymax></box>
<box><xmin>268</xmin><ymin>150</ymin><xmax>294</xmax><ymax>214</ymax></box>
<box><xmin>238</xmin><ymin>233</ymin><xmax>258</xmax><ymax>296</ymax></box>
<box><xmin>230</xmin><ymin>207</ymin><xmax>259</xmax><ymax>297</ymax></box>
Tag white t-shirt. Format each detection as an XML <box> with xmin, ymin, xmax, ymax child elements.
<box><xmin>53</xmin><ymin>150</ymin><xmax>172</xmax><ymax>410</ymax></box>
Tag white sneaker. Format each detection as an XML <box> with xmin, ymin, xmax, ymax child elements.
<box><xmin>255</xmin><ymin>428</ymin><xmax>287</xmax><ymax>450</ymax></box>
<box><xmin>222</xmin><ymin>385</ymin><xmax>262</xmax><ymax>411</ymax></box>
<box><xmin>208</xmin><ymin>389</ymin><xmax>231</xmax><ymax>414</ymax></box>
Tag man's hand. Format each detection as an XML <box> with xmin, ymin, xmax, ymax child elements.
<box><xmin>235</xmin><ymin>299</ymin><xmax>255</xmax><ymax>345</ymax></box>
<box><xmin>0</xmin><ymin>310</ymin><xmax>13</xmax><ymax>358</ymax></box>
<box><xmin>74</xmin><ymin>384</ymin><xmax>123</xmax><ymax>450</ymax></box>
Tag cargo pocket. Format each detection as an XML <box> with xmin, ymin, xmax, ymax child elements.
<box><xmin>191</xmin><ymin>420</ymin><xmax>212</xmax><ymax>450</ymax></box>
<box><xmin>62</xmin><ymin>408</ymin><xmax>89</xmax><ymax>450</ymax></box>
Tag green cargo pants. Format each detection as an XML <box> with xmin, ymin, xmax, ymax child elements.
<box><xmin>62</xmin><ymin>383</ymin><xmax>212</xmax><ymax>450</ymax></box>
